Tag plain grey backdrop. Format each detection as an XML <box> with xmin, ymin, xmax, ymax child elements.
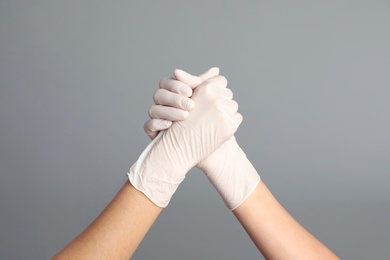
<box><xmin>1</xmin><ymin>0</ymin><xmax>389</xmax><ymax>259</ymax></box>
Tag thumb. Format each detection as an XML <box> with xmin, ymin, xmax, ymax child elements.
<box><xmin>174</xmin><ymin>67</ymin><xmax>220</xmax><ymax>89</ymax></box>
<box><xmin>198</xmin><ymin>67</ymin><xmax>220</xmax><ymax>81</ymax></box>
<box><xmin>174</xmin><ymin>69</ymin><xmax>202</xmax><ymax>89</ymax></box>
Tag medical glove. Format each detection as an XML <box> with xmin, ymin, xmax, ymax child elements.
<box><xmin>145</xmin><ymin>69</ymin><xmax>260</xmax><ymax>209</ymax></box>
<box><xmin>128</xmin><ymin>75</ymin><xmax>242</xmax><ymax>208</ymax></box>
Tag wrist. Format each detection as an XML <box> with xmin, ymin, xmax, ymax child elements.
<box><xmin>127</xmin><ymin>131</ymin><xmax>188</xmax><ymax>208</ymax></box>
<box><xmin>198</xmin><ymin>137</ymin><xmax>261</xmax><ymax>210</ymax></box>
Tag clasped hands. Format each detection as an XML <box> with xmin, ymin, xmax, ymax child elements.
<box><xmin>53</xmin><ymin>68</ymin><xmax>338</xmax><ymax>260</ymax></box>
<box><xmin>128</xmin><ymin>67</ymin><xmax>260</xmax><ymax>209</ymax></box>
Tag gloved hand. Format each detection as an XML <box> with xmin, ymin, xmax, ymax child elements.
<box><xmin>145</xmin><ymin>67</ymin><xmax>220</xmax><ymax>139</ymax></box>
<box><xmin>128</xmin><ymin>74</ymin><xmax>242</xmax><ymax>208</ymax></box>
<box><xmin>144</xmin><ymin>68</ymin><xmax>260</xmax><ymax>210</ymax></box>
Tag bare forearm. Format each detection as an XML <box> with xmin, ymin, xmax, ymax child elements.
<box><xmin>53</xmin><ymin>181</ymin><xmax>162</xmax><ymax>260</ymax></box>
<box><xmin>233</xmin><ymin>181</ymin><xmax>339</xmax><ymax>260</ymax></box>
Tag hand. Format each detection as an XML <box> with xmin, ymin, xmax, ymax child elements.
<box><xmin>128</xmin><ymin>73</ymin><xmax>242</xmax><ymax>208</ymax></box>
<box><xmin>144</xmin><ymin>68</ymin><xmax>260</xmax><ymax>209</ymax></box>
<box><xmin>145</xmin><ymin>67</ymin><xmax>220</xmax><ymax>140</ymax></box>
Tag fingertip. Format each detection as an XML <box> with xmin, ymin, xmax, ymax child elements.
<box><xmin>173</xmin><ymin>68</ymin><xmax>181</xmax><ymax>77</ymax></box>
<box><xmin>180</xmin><ymin>85</ymin><xmax>193</xmax><ymax>97</ymax></box>
<box><xmin>236</xmin><ymin>113</ymin><xmax>243</xmax><ymax>126</ymax></box>
<box><xmin>147</xmin><ymin>132</ymin><xmax>157</xmax><ymax>140</ymax></box>
<box><xmin>143</xmin><ymin>121</ymin><xmax>156</xmax><ymax>140</ymax></box>
<box><xmin>174</xmin><ymin>68</ymin><xmax>202</xmax><ymax>89</ymax></box>
<box><xmin>209</xmin><ymin>67</ymin><xmax>220</xmax><ymax>75</ymax></box>
<box><xmin>144</xmin><ymin>119</ymin><xmax>172</xmax><ymax>139</ymax></box>
<box><xmin>161</xmin><ymin>120</ymin><xmax>172</xmax><ymax>128</ymax></box>
<box><xmin>187</xmin><ymin>99</ymin><xmax>195</xmax><ymax>110</ymax></box>
<box><xmin>174</xmin><ymin>68</ymin><xmax>189</xmax><ymax>80</ymax></box>
<box><xmin>199</xmin><ymin>67</ymin><xmax>220</xmax><ymax>81</ymax></box>
<box><xmin>181</xmin><ymin>98</ymin><xmax>195</xmax><ymax>110</ymax></box>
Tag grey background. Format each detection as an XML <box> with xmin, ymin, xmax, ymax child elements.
<box><xmin>1</xmin><ymin>0</ymin><xmax>389</xmax><ymax>259</ymax></box>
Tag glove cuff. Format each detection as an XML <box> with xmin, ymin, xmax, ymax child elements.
<box><xmin>127</xmin><ymin>131</ymin><xmax>184</xmax><ymax>208</ymax></box>
<box><xmin>201</xmin><ymin>137</ymin><xmax>261</xmax><ymax>210</ymax></box>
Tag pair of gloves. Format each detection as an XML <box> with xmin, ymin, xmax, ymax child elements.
<box><xmin>127</xmin><ymin>68</ymin><xmax>260</xmax><ymax>210</ymax></box>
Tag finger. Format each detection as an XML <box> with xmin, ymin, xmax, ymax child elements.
<box><xmin>144</xmin><ymin>119</ymin><xmax>172</xmax><ymax>140</ymax></box>
<box><xmin>174</xmin><ymin>69</ymin><xmax>203</xmax><ymax>89</ymax></box>
<box><xmin>154</xmin><ymin>89</ymin><xmax>194</xmax><ymax>110</ymax></box>
<box><xmin>198</xmin><ymin>67</ymin><xmax>220</xmax><ymax>81</ymax></box>
<box><xmin>218</xmin><ymin>87</ymin><xmax>233</xmax><ymax>100</ymax></box>
<box><xmin>226</xmin><ymin>100</ymin><xmax>239</xmax><ymax>113</ymax></box>
<box><xmin>159</xmin><ymin>76</ymin><xmax>192</xmax><ymax>97</ymax></box>
<box><xmin>215</xmin><ymin>99</ymin><xmax>238</xmax><ymax>114</ymax></box>
<box><xmin>202</xmin><ymin>75</ymin><xmax>228</xmax><ymax>89</ymax></box>
<box><xmin>231</xmin><ymin>112</ymin><xmax>243</xmax><ymax>130</ymax></box>
<box><xmin>174</xmin><ymin>67</ymin><xmax>220</xmax><ymax>89</ymax></box>
<box><xmin>148</xmin><ymin>105</ymin><xmax>189</xmax><ymax>121</ymax></box>
<box><xmin>214</xmin><ymin>99</ymin><xmax>242</xmax><ymax>131</ymax></box>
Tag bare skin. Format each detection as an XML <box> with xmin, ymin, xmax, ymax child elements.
<box><xmin>147</xmin><ymin>68</ymin><xmax>339</xmax><ymax>259</ymax></box>
<box><xmin>52</xmin><ymin>181</ymin><xmax>161</xmax><ymax>259</ymax></box>
<box><xmin>53</xmin><ymin>68</ymin><xmax>339</xmax><ymax>259</ymax></box>
<box><xmin>233</xmin><ymin>181</ymin><xmax>339</xmax><ymax>259</ymax></box>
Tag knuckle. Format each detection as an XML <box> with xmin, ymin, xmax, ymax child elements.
<box><xmin>143</xmin><ymin>120</ymin><xmax>154</xmax><ymax>133</ymax></box>
<box><xmin>238</xmin><ymin>113</ymin><xmax>243</xmax><ymax>122</ymax></box>
<box><xmin>158</xmin><ymin>76</ymin><xmax>171</xmax><ymax>89</ymax></box>
<box><xmin>153</xmin><ymin>89</ymin><xmax>168</xmax><ymax>105</ymax></box>
<box><xmin>203</xmin><ymin>77</ymin><xmax>216</xmax><ymax>87</ymax></box>
<box><xmin>197</xmin><ymin>84</ymin><xmax>214</xmax><ymax>96</ymax></box>
<box><xmin>211</xmin><ymin>75</ymin><xmax>228</xmax><ymax>87</ymax></box>
<box><xmin>179</xmin><ymin>97</ymin><xmax>187</xmax><ymax>109</ymax></box>
<box><xmin>218</xmin><ymin>75</ymin><xmax>228</xmax><ymax>85</ymax></box>
<box><xmin>230</xmin><ymin>100</ymin><xmax>239</xmax><ymax>112</ymax></box>
<box><xmin>151</xmin><ymin>120</ymin><xmax>162</xmax><ymax>130</ymax></box>
<box><xmin>212</xmin><ymin>99</ymin><xmax>225</xmax><ymax>110</ymax></box>
<box><xmin>202</xmin><ymin>75</ymin><xmax>228</xmax><ymax>88</ymax></box>
<box><xmin>171</xmin><ymin>108</ymin><xmax>186</xmax><ymax>120</ymax></box>
<box><xmin>148</xmin><ymin>106</ymin><xmax>155</xmax><ymax>118</ymax></box>
<box><xmin>225</xmin><ymin>88</ymin><xmax>233</xmax><ymax>99</ymax></box>
<box><xmin>153</xmin><ymin>90</ymin><xmax>160</xmax><ymax>104</ymax></box>
<box><xmin>179</xmin><ymin>109</ymin><xmax>189</xmax><ymax>119</ymax></box>
<box><xmin>236</xmin><ymin>113</ymin><xmax>243</xmax><ymax>126</ymax></box>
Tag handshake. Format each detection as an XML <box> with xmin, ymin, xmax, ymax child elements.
<box><xmin>127</xmin><ymin>67</ymin><xmax>261</xmax><ymax>209</ymax></box>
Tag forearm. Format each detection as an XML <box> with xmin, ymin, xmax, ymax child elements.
<box><xmin>145</xmin><ymin>69</ymin><xmax>338</xmax><ymax>258</ymax></box>
<box><xmin>233</xmin><ymin>181</ymin><xmax>339</xmax><ymax>260</ymax></box>
<box><xmin>53</xmin><ymin>181</ymin><xmax>162</xmax><ymax>260</ymax></box>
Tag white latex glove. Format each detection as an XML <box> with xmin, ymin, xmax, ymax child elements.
<box><xmin>145</xmin><ymin>67</ymin><xmax>220</xmax><ymax>139</ymax></box>
<box><xmin>144</xmin><ymin>68</ymin><xmax>260</xmax><ymax>210</ymax></box>
<box><xmin>128</xmin><ymin>74</ymin><xmax>242</xmax><ymax>208</ymax></box>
